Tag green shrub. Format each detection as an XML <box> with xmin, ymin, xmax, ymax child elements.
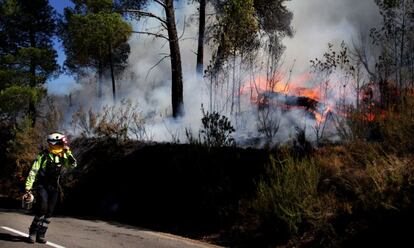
<box><xmin>5</xmin><ymin>117</ymin><xmax>43</xmax><ymax>196</ymax></box>
<box><xmin>253</xmin><ymin>156</ymin><xmax>320</xmax><ymax>234</ymax></box>
<box><xmin>0</xmin><ymin>85</ymin><xmax>44</xmax><ymax>124</ymax></box>
<box><xmin>199</xmin><ymin>106</ymin><xmax>235</xmax><ymax>147</ymax></box>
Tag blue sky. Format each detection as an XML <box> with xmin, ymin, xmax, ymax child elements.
<box><xmin>48</xmin><ymin>0</ymin><xmax>75</xmax><ymax>95</ymax></box>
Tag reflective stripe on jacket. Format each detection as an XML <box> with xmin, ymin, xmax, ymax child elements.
<box><xmin>25</xmin><ymin>150</ymin><xmax>77</xmax><ymax>191</ymax></box>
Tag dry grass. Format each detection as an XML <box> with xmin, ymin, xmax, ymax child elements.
<box><xmin>71</xmin><ymin>100</ymin><xmax>151</xmax><ymax>142</ymax></box>
<box><xmin>251</xmin><ymin>115</ymin><xmax>414</xmax><ymax>245</ymax></box>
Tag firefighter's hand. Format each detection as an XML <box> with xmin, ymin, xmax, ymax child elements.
<box><xmin>63</xmin><ymin>146</ymin><xmax>70</xmax><ymax>152</ymax></box>
<box><xmin>25</xmin><ymin>188</ymin><xmax>31</xmax><ymax>194</ymax></box>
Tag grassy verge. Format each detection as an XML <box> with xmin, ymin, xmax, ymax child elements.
<box><xmin>236</xmin><ymin>140</ymin><xmax>414</xmax><ymax>247</ymax></box>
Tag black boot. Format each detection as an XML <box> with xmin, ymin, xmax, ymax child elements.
<box><xmin>27</xmin><ymin>229</ymin><xmax>36</xmax><ymax>243</ymax></box>
<box><xmin>27</xmin><ymin>224</ymin><xmax>37</xmax><ymax>243</ymax></box>
<box><xmin>36</xmin><ymin>226</ymin><xmax>47</xmax><ymax>244</ymax></box>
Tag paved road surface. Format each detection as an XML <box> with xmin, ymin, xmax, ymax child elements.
<box><xmin>0</xmin><ymin>209</ymin><xmax>221</xmax><ymax>248</ymax></box>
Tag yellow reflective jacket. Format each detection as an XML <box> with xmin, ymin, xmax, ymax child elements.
<box><xmin>25</xmin><ymin>149</ymin><xmax>77</xmax><ymax>191</ymax></box>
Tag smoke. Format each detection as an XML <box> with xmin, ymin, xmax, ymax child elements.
<box><xmin>56</xmin><ymin>0</ymin><xmax>383</xmax><ymax>146</ymax></box>
<box><xmin>120</xmin><ymin>2</ymin><xmax>209</xmax><ymax>141</ymax></box>
<box><xmin>62</xmin><ymin>2</ymin><xmax>210</xmax><ymax>142</ymax></box>
<box><xmin>284</xmin><ymin>0</ymin><xmax>381</xmax><ymax>74</ymax></box>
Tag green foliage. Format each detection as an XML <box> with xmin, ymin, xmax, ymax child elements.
<box><xmin>0</xmin><ymin>47</ymin><xmax>58</xmax><ymax>88</ymax></box>
<box><xmin>253</xmin><ymin>0</ymin><xmax>293</xmax><ymax>36</ymax></box>
<box><xmin>310</xmin><ymin>42</ymin><xmax>353</xmax><ymax>74</ymax></box>
<box><xmin>369</xmin><ymin>0</ymin><xmax>414</xmax><ymax>108</ymax></box>
<box><xmin>72</xmin><ymin>0</ymin><xmax>114</xmax><ymax>13</ymax></box>
<box><xmin>0</xmin><ymin>0</ymin><xmax>58</xmax><ymax>124</ymax></box>
<box><xmin>0</xmin><ymin>0</ymin><xmax>59</xmax><ymax>84</ymax></box>
<box><xmin>199</xmin><ymin>106</ymin><xmax>236</xmax><ymax>147</ymax></box>
<box><xmin>0</xmin><ymin>85</ymin><xmax>44</xmax><ymax>123</ymax></box>
<box><xmin>61</xmin><ymin>1</ymin><xmax>132</xmax><ymax>75</ymax></box>
<box><xmin>207</xmin><ymin>0</ymin><xmax>293</xmax><ymax>74</ymax></box>
<box><xmin>7</xmin><ymin>117</ymin><xmax>42</xmax><ymax>170</ymax></box>
<box><xmin>253</xmin><ymin>157</ymin><xmax>320</xmax><ymax>234</ymax></box>
<box><xmin>4</xmin><ymin>115</ymin><xmax>48</xmax><ymax>197</ymax></box>
<box><xmin>186</xmin><ymin>106</ymin><xmax>236</xmax><ymax>147</ymax></box>
<box><xmin>2</xmin><ymin>97</ymin><xmax>64</xmax><ymax>197</ymax></box>
<box><xmin>213</xmin><ymin>0</ymin><xmax>259</xmax><ymax>59</ymax></box>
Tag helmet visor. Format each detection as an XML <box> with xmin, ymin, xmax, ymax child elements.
<box><xmin>48</xmin><ymin>139</ymin><xmax>64</xmax><ymax>146</ymax></box>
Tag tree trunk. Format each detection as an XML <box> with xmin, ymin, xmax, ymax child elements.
<box><xmin>212</xmin><ymin>32</ymin><xmax>226</xmax><ymax>75</ymax></box>
<box><xmin>209</xmin><ymin>73</ymin><xmax>213</xmax><ymax>111</ymax></box>
<box><xmin>29</xmin><ymin>29</ymin><xmax>37</xmax><ymax>126</ymax></box>
<box><xmin>108</xmin><ymin>42</ymin><xmax>116</xmax><ymax>101</ymax></box>
<box><xmin>399</xmin><ymin>2</ymin><xmax>406</xmax><ymax>106</ymax></box>
<box><xmin>165</xmin><ymin>0</ymin><xmax>184</xmax><ymax>118</ymax></box>
<box><xmin>98</xmin><ymin>60</ymin><xmax>103</xmax><ymax>98</ymax></box>
<box><xmin>196</xmin><ymin>0</ymin><xmax>206</xmax><ymax>76</ymax></box>
<box><xmin>238</xmin><ymin>54</ymin><xmax>242</xmax><ymax>114</ymax></box>
<box><xmin>231</xmin><ymin>54</ymin><xmax>236</xmax><ymax>115</ymax></box>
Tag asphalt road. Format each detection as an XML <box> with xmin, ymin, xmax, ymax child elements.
<box><xmin>0</xmin><ymin>209</ymin><xmax>222</xmax><ymax>248</ymax></box>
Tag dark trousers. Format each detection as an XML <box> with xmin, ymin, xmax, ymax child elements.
<box><xmin>29</xmin><ymin>185</ymin><xmax>59</xmax><ymax>235</ymax></box>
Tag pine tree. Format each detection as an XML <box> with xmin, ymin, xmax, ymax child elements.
<box><xmin>60</xmin><ymin>0</ymin><xmax>132</xmax><ymax>100</ymax></box>
<box><xmin>0</xmin><ymin>0</ymin><xmax>58</xmax><ymax>125</ymax></box>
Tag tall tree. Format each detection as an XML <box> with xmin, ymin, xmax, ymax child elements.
<box><xmin>203</xmin><ymin>0</ymin><xmax>292</xmax><ymax>113</ymax></box>
<box><xmin>61</xmin><ymin>0</ymin><xmax>132</xmax><ymax>100</ymax></box>
<box><xmin>0</xmin><ymin>0</ymin><xmax>59</xmax><ymax>125</ymax></box>
<box><xmin>196</xmin><ymin>0</ymin><xmax>206</xmax><ymax>76</ymax></box>
<box><xmin>200</xmin><ymin>0</ymin><xmax>292</xmax><ymax>76</ymax></box>
<box><xmin>122</xmin><ymin>0</ymin><xmax>184</xmax><ymax>118</ymax></box>
<box><xmin>210</xmin><ymin>0</ymin><xmax>259</xmax><ymax>73</ymax></box>
<box><xmin>357</xmin><ymin>0</ymin><xmax>414</xmax><ymax>107</ymax></box>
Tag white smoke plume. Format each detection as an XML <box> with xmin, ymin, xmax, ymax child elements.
<box><xmin>284</xmin><ymin>0</ymin><xmax>381</xmax><ymax>74</ymax></box>
<box><xmin>54</xmin><ymin>0</ymin><xmax>383</xmax><ymax>146</ymax></box>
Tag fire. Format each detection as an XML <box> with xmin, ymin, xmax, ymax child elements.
<box><xmin>244</xmin><ymin>73</ymin><xmax>399</xmax><ymax>127</ymax></box>
<box><xmin>314</xmin><ymin>105</ymin><xmax>333</xmax><ymax>125</ymax></box>
<box><xmin>243</xmin><ymin>73</ymin><xmax>321</xmax><ymax>101</ymax></box>
<box><xmin>243</xmin><ymin>73</ymin><xmax>332</xmax><ymax>125</ymax></box>
<box><xmin>291</xmin><ymin>87</ymin><xmax>321</xmax><ymax>101</ymax></box>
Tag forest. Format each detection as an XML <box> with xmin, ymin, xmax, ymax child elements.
<box><xmin>1</xmin><ymin>0</ymin><xmax>414</xmax><ymax>247</ymax></box>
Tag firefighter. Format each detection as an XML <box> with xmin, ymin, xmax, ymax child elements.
<box><xmin>23</xmin><ymin>132</ymin><xmax>77</xmax><ymax>244</ymax></box>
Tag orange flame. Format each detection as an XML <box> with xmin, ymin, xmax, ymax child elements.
<box><xmin>243</xmin><ymin>73</ymin><xmax>321</xmax><ymax>101</ymax></box>
<box><xmin>243</xmin><ymin>73</ymin><xmax>333</xmax><ymax>125</ymax></box>
<box><xmin>244</xmin><ymin>73</ymin><xmax>399</xmax><ymax>125</ymax></box>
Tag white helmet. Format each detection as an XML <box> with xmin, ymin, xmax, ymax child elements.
<box><xmin>47</xmin><ymin>132</ymin><xmax>67</xmax><ymax>146</ymax></box>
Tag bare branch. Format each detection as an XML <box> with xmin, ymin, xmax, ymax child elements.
<box><xmin>284</xmin><ymin>59</ymin><xmax>295</xmax><ymax>92</ymax></box>
<box><xmin>145</xmin><ymin>55</ymin><xmax>171</xmax><ymax>80</ymax></box>
<box><xmin>153</xmin><ymin>0</ymin><xmax>166</xmax><ymax>8</ymax></box>
<box><xmin>351</xmin><ymin>40</ymin><xmax>376</xmax><ymax>81</ymax></box>
<box><xmin>131</xmin><ymin>31</ymin><xmax>169</xmax><ymax>41</ymax></box>
<box><xmin>178</xmin><ymin>16</ymin><xmax>186</xmax><ymax>40</ymax></box>
<box><xmin>160</xmin><ymin>40</ymin><xmax>169</xmax><ymax>49</ymax></box>
<box><xmin>123</xmin><ymin>9</ymin><xmax>167</xmax><ymax>25</ymax></box>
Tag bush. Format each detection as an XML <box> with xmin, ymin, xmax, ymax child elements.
<box><xmin>257</xmin><ymin>107</ymin><xmax>280</xmax><ymax>145</ymax></box>
<box><xmin>5</xmin><ymin>117</ymin><xmax>43</xmax><ymax>196</ymax></box>
<box><xmin>3</xmin><ymin>97</ymin><xmax>68</xmax><ymax>197</ymax></box>
<box><xmin>199</xmin><ymin>106</ymin><xmax>236</xmax><ymax>147</ymax></box>
<box><xmin>0</xmin><ymin>85</ymin><xmax>44</xmax><ymax>124</ymax></box>
<box><xmin>377</xmin><ymin>104</ymin><xmax>414</xmax><ymax>154</ymax></box>
<box><xmin>71</xmin><ymin>100</ymin><xmax>150</xmax><ymax>142</ymax></box>
<box><xmin>252</xmin><ymin>156</ymin><xmax>321</xmax><ymax>235</ymax></box>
